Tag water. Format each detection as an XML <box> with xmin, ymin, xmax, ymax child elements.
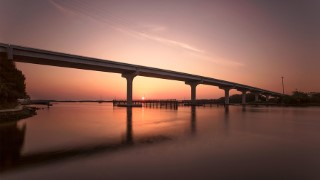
<box><xmin>1</xmin><ymin>103</ymin><xmax>320</xmax><ymax>180</ymax></box>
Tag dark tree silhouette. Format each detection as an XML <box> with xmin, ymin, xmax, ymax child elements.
<box><xmin>282</xmin><ymin>91</ymin><xmax>320</xmax><ymax>104</ymax></box>
<box><xmin>216</xmin><ymin>93</ymin><xmax>266</xmax><ymax>103</ymax></box>
<box><xmin>0</xmin><ymin>54</ymin><xmax>27</xmax><ymax>108</ymax></box>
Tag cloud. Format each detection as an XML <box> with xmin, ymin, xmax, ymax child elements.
<box><xmin>141</xmin><ymin>24</ymin><xmax>167</xmax><ymax>32</ymax></box>
<box><xmin>49</xmin><ymin>0</ymin><xmax>78</xmax><ymax>17</ymax></box>
<box><xmin>137</xmin><ymin>32</ymin><xmax>204</xmax><ymax>53</ymax></box>
<box><xmin>187</xmin><ymin>51</ymin><xmax>245</xmax><ymax>67</ymax></box>
<box><xmin>50</xmin><ymin>0</ymin><xmax>204</xmax><ymax>54</ymax></box>
<box><xmin>49</xmin><ymin>0</ymin><xmax>243</xmax><ymax>67</ymax></box>
<box><xmin>213</xmin><ymin>59</ymin><xmax>244</xmax><ymax>67</ymax></box>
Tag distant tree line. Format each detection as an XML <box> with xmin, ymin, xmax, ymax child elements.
<box><xmin>215</xmin><ymin>93</ymin><xmax>276</xmax><ymax>104</ymax></box>
<box><xmin>0</xmin><ymin>54</ymin><xmax>27</xmax><ymax>109</ymax></box>
<box><xmin>214</xmin><ymin>91</ymin><xmax>320</xmax><ymax>105</ymax></box>
<box><xmin>282</xmin><ymin>91</ymin><xmax>320</xmax><ymax>105</ymax></box>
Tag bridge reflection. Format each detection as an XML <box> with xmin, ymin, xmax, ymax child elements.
<box><xmin>0</xmin><ymin>106</ymin><xmax>232</xmax><ymax>173</ymax></box>
<box><xmin>0</xmin><ymin>122</ymin><xmax>26</xmax><ymax>171</ymax></box>
<box><xmin>0</xmin><ymin>108</ymin><xmax>171</xmax><ymax>173</ymax></box>
<box><xmin>125</xmin><ymin>107</ymin><xmax>133</xmax><ymax>144</ymax></box>
<box><xmin>190</xmin><ymin>106</ymin><xmax>196</xmax><ymax>135</ymax></box>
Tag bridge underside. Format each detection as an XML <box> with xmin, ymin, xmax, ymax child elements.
<box><xmin>0</xmin><ymin>44</ymin><xmax>283</xmax><ymax>106</ymax></box>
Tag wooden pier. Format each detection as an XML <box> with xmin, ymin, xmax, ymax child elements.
<box><xmin>113</xmin><ymin>99</ymin><xmax>179</xmax><ymax>109</ymax></box>
<box><xmin>112</xmin><ymin>99</ymin><xmax>226</xmax><ymax>109</ymax></box>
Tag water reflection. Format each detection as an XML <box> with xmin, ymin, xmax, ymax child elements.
<box><xmin>125</xmin><ymin>107</ymin><xmax>133</xmax><ymax>144</ymax></box>
<box><xmin>144</xmin><ymin>105</ymin><xmax>178</xmax><ymax>110</ymax></box>
<box><xmin>224</xmin><ymin>105</ymin><xmax>229</xmax><ymax>114</ymax></box>
<box><xmin>190</xmin><ymin>106</ymin><xmax>196</xmax><ymax>135</ymax></box>
<box><xmin>242</xmin><ymin>105</ymin><xmax>246</xmax><ymax>112</ymax></box>
<box><xmin>2</xmin><ymin>104</ymin><xmax>320</xmax><ymax>180</ymax></box>
<box><xmin>223</xmin><ymin>105</ymin><xmax>230</xmax><ymax>135</ymax></box>
<box><xmin>0</xmin><ymin>105</ymin><xmax>235</xmax><ymax>173</ymax></box>
<box><xmin>0</xmin><ymin>107</ymin><xmax>172</xmax><ymax>173</ymax></box>
<box><xmin>0</xmin><ymin>122</ymin><xmax>26</xmax><ymax>171</ymax></box>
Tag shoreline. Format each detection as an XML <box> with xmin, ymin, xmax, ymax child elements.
<box><xmin>0</xmin><ymin>106</ymin><xmax>37</xmax><ymax>123</ymax></box>
<box><xmin>1</xmin><ymin>102</ymin><xmax>318</xmax><ymax>124</ymax></box>
<box><xmin>29</xmin><ymin>100</ymin><xmax>320</xmax><ymax>107</ymax></box>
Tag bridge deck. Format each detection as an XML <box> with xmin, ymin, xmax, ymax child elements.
<box><xmin>0</xmin><ymin>43</ymin><xmax>282</xmax><ymax>96</ymax></box>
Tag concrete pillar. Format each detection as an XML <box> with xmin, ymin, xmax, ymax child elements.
<box><xmin>122</xmin><ymin>73</ymin><xmax>136</xmax><ymax>106</ymax></box>
<box><xmin>254</xmin><ymin>93</ymin><xmax>259</xmax><ymax>102</ymax></box>
<box><xmin>185</xmin><ymin>81</ymin><xmax>199</xmax><ymax>105</ymax></box>
<box><xmin>265</xmin><ymin>94</ymin><xmax>270</xmax><ymax>102</ymax></box>
<box><xmin>225</xmin><ymin>88</ymin><xmax>230</xmax><ymax>105</ymax></box>
<box><xmin>6</xmin><ymin>45</ymin><xmax>13</xmax><ymax>60</ymax></box>
<box><xmin>220</xmin><ymin>87</ymin><xmax>231</xmax><ymax>105</ymax></box>
<box><xmin>241</xmin><ymin>90</ymin><xmax>247</xmax><ymax>105</ymax></box>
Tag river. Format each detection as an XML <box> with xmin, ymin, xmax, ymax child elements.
<box><xmin>1</xmin><ymin>103</ymin><xmax>320</xmax><ymax>180</ymax></box>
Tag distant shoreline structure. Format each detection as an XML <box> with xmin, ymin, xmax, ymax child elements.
<box><xmin>17</xmin><ymin>90</ymin><xmax>320</xmax><ymax>108</ymax></box>
<box><xmin>27</xmin><ymin>99</ymin><xmax>320</xmax><ymax>107</ymax></box>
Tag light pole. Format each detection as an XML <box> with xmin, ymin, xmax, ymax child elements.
<box><xmin>281</xmin><ymin>76</ymin><xmax>285</xmax><ymax>95</ymax></box>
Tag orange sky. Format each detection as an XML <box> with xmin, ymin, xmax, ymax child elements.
<box><xmin>1</xmin><ymin>0</ymin><xmax>319</xmax><ymax>100</ymax></box>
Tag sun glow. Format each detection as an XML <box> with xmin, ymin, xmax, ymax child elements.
<box><xmin>141</xmin><ymin>96</ymin><xmax>145</xmax><ymax>100</ymax></box>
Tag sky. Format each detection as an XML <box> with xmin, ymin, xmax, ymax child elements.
<box><xmin>1</xmin><ymin>0</ymin><xmax>319</xmax><ymax>100</ymax></box>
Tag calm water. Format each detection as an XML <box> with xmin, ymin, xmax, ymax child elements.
<box><xmin>1</xmin><ymin>103</ymin><xmax>320</xmax><ymax>180</ymax></box>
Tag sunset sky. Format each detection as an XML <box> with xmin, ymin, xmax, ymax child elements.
<box><xmin>1</xmin><ymin>0</ymin><xmax>319</xmax><ymax>100</ymax></box>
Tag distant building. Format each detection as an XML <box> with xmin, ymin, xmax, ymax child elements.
<box><xmin>17</xmin><ymin>98</ymin><xmax>30</xmax><ymax>105</ymax></box>
<box><xmin>308</xmin><ymin>92</ymin><xmax>318</xmax><ymax>97</ymax></box>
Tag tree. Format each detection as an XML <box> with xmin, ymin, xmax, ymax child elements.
<box><xmin>292</xmin><ymin>91</ymin><xmax>309</xmax><ymax>103</ymax></box>
<box><xmin>310</xmin><ymin>93</ymin><xmax>320</xmax><ymax>103</ymax></box>
<box><xmin>282</xmin><ymin>91</ymin><xmax>317</xmax><ymax>104</ymax></box>
<box><xmin>0</xmin><ymin>54</ymin><xmax>27</xmax><ymax>107</ymax></box>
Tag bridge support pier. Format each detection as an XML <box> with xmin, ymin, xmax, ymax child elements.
<box><xmin>122</xmin><ymin>73</ymin><xmax>137</xmax><ymax>106</ymax></box>
<box><xmin>185</xmin><ymin>81</ymin><xmax>199</xmax><ymax>105</ymax></box>
<box><xmin>220</xmin><ymin>86</ymin><xmax>232</xmax><ymax>105</ymax></box>
<box><xmin>254</xmin><ymin>92</ymin><xmax>260</xmax><ymax>102</ymax></box>
<box><xmin>265</xmin><ymin>94</ymin><xmax>270</xmax><ymax>102</ymax></box>
<box><xmin>241</xmin><ymin>90</ymin><xmax>247</xmax><ymax>105</ymax></box>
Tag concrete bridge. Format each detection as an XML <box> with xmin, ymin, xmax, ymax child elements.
<box><xmin>0</xmin><ymin>43</ymin><xmax>282</xmax><ymax>106</ymax></box>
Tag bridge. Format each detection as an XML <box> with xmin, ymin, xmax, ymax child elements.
<box><xmin>0</xmin><ymin>43</ymin><xmax>282</xmax><ymax>106</ymax></box>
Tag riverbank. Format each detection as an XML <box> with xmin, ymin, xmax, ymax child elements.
<box><xmin>0</xmin><ymin>105</ymin><xmax>37</xmax><ymax>123</ymax></box>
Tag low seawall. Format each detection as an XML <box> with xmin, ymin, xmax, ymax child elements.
<box><xmin>0</xmin><ymin>106</ymin><xmax>37</xmax><ymax>122</ymax></box>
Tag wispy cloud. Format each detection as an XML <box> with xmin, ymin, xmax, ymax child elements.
<box><xmin>187</xmin><ymin>51</ymin><xmax>245</xmax><ymax>67</ymax></box>
<box><xmin>49</xmin><ymin>0</ymin><xmax>243</xmax><ymax>67</ymax></box>
<box><xmin>50</xmin><ymin>0</ymin><xmax>78</xmax><ymax>17</ymax></box>
<box><xmin>137</xmin><ymin>32</ymin><xmax>204</xmax><ymax>53</ymax></box>
<box><xmin>205</xmin><ymin>56</ymin><xmax>245</xmax><ymax>67</ymax></box>
<box><xmin>211</xmin><ymin>59</ymin><xmax>244</xmax><ymax>67</ymax></box>
<box><xmin>141</xmin><ymin>24</ymin><xmax>167</xmax><ymax>32</ymax></box>
<box><xmin>50</xmin><ymin>0</ymin><xmax>204</xmax><ymax>54</ymax></box>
